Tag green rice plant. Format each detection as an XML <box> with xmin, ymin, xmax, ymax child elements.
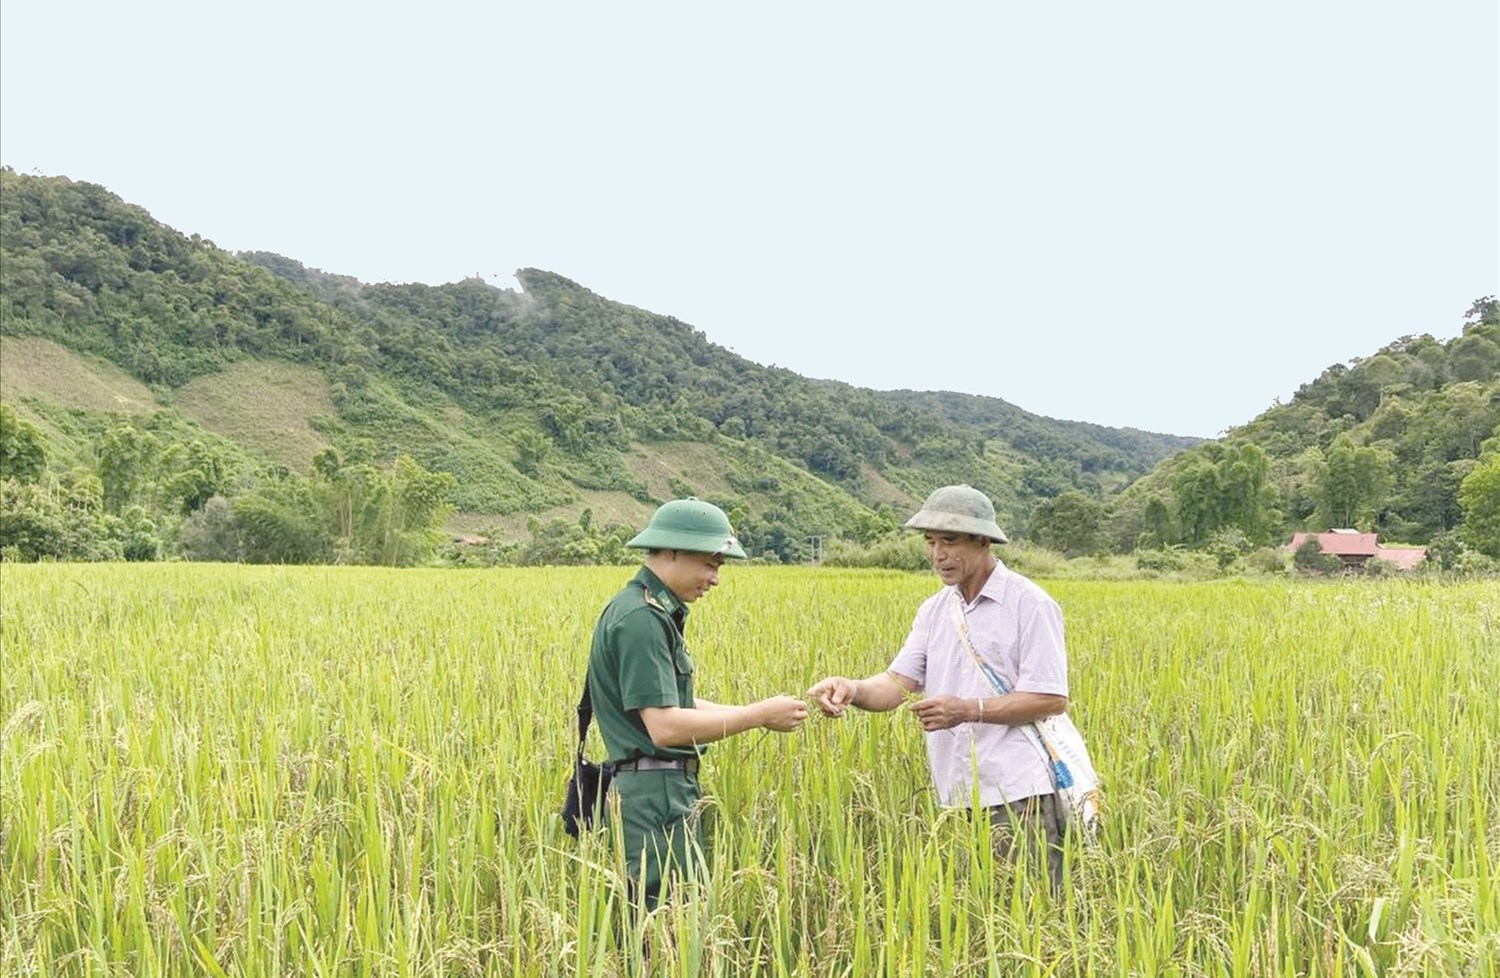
<box><xmin>1</xmin><ymin>565</ymin><xmax>1495</xmax><ymax>976</ymax></box>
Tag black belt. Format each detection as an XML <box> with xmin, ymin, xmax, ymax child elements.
<box><xmin>614</xmin><ymin>756</ymin><xmax>700</xmax><ymax>774</ymax></box>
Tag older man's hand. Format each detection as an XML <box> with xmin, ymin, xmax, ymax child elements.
<box><xmin>806</xmin><ymin>676</ymin><xmax>859</xmax><ymax>717</ymax></box>
<box><xmin>909</xmin><ymin>694</ymin><xmax>975</xmax><ymax>732</ymax></box>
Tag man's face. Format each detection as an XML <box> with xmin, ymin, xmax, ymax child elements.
<box><xmin>924</xmin><ymin>531</ymin><xmax>990</xmax><ymax>587</ymax></box>
<box><xmin>662</xmin><ymin>550</ymin><xmax>725</xmax><ymax>603</ymax></box>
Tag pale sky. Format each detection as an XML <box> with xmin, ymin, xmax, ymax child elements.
<box><xmin>3</xmin><ymin>2</ymin><xmax>1496</xmax><ymax>438</ymax></box>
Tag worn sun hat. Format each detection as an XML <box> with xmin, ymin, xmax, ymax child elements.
<box><xmin>627</xmin><ymin>497</ymin><xmax>748</xmax><ymax>558</ymax></box>
<box><xmin>903</xmin><ymin>484</ymin><xmax>1009</xmax><ymax>543</ymax></box>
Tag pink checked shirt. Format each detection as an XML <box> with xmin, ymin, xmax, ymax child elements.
<box><xmin>888</xmin><ymin>559</ymin><xmax>1069</xmax><ymax>807</ymax></box>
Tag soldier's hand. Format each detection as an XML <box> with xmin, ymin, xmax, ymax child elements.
<box><xmin>806</xmin><ymin>677</ymin><xmax>858</xmax><ymax>717</ymax></box>
<box><xmin>909</xmin><ymin>694</ymin><xmax>974</xmax><ymax>732</ymax></box>
<box><xmin>757</xmin><ymin>695</ymin><xmax>809</xmax><ymax>732</ymax></box>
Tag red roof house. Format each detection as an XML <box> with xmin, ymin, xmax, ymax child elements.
<box><xmin>1285</xmin><ymin>529</ymin><xmax>1427</xmax><ymax>572</ymax></box>
<box><xmin>1371</xmin><ymin>547</ymin><xmax>1428</xmax><ymax>571</ymax></box>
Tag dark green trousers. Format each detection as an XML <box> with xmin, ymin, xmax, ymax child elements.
<box><xmin>607</xmin><ymin>769</ymin><xmax>705</xmax><ymax>908</ymax></box>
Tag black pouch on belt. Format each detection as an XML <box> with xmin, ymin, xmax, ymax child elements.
<box><xmin>561</xmin><ymin>677</ymin><xmax>614</xmax><ymax>837</ymax></box>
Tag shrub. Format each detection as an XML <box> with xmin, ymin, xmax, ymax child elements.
<box><xmin>823</xmin><ymin>534</ymin><xmax>929</xmax><ymax>571</ymax></box>
<box><xmin>1136</xmin><ymin>548</ymin><xmax>1187</xmax><ymax>573</ymax></box>
<box><xmin>179</xmin><ymin>496</ymin><xmax>243</xmax><ymax>562</ymax></box>
<box><xmin>1293</xmin><ymin>536</ymin><xmax>1343</xmax><ymax>575</ymax></box>
<box><xmin>1238</xmin><ymin>546</ymin><xmax>1289</xmax><ymax>576</ymax></box>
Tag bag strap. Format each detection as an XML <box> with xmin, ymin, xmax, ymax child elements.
<box><xmin>946</xmin><ymin>589</ymin><xmax>1017</xmax><ymax>696</ymax></box>
<box><xmin>947</xmin><ymin>591</ymin><xmax>1075</xmax><ymax>790</ymax></box>
<box><xmin>574</xmin><ymin>673</ymin><xmax>593</xmax><ymax>762</ymax></box>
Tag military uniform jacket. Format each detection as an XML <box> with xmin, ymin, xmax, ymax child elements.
<box><xmin>587</xmin><ymin>566</ymin><xmax>704</xmax><ymax>763</ymax></box>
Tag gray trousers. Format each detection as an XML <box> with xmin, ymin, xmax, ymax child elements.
<box><xmin>986</xmin><ymin>792</ymin><xmax>1065</xmax><ymax>892</ymax></box>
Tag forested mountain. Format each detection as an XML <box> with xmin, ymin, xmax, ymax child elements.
<box><xmin>237</xmin><ymin>258</ymin><xmax>1196</xmax><ymax>511</ymax></box>
<box><xmin>4</xmin><ymin>170</ymin><xmax>1494</xmax><ymax>569</ymax></box>
<box><xmin>0</xmin><ymin>170</ymin><xmax>1196</xmax><ymax>563</ymax></box>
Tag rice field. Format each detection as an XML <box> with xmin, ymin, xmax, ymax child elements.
<box><xmin>2</xmin><ymin>564</ymin><xmax>1496</xmax><ymax>977</ymax></box>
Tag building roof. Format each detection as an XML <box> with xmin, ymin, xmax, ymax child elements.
<box><xmin>1286</xmin><ymin>531</ymin><xmax>1379</xmax><ymax>556</ymax></box>
<box><xmin>1374</xmin><ymin>547</ymin><xmax>1428</xmax><ymax>571</ymax></box>
<box><xmin>1284</xmin><ymin>531</ymin><xmax>1428</xmax><ymax>570</ymax></box>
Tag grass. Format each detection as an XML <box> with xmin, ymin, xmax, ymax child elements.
<box><xmin>626</xmin><ymin>442</ymin><xmax>739</xmax><ymax>502</ymax></box>
<box><xmin>0</xmin><ymin>337</ymin><xmax>160</xmax><ymax>449</ymax></box>
<box><xmin>173</xmin><ymin>360</ymin><xmax>337</xmax><ymax>471</ymax></box>
<box><xmin>0</xmin><ymin>337</ymin><xmax>159</xmax><ymax>418</ymax></box>
<box><xmin>1</xmin><ymin>566</ymin><xmax>1495</xmax><ymax>976</ymax></box>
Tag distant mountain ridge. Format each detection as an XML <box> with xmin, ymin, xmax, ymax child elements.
<box><xmin>1</xmin><ymin>170</ymin><xmax>1197</xmax><ymax>558</ymax></box>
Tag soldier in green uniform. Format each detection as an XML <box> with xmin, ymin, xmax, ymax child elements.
<box><xmin>589</xmin><ymin>498</ymin><xmax>808</xmax><ymax>908</ymax></box>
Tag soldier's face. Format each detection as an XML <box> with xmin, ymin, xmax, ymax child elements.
<box><xmin>665</xmin><ymin>551</ymin><xmax>726</xmax><ymax>603</ymax></box>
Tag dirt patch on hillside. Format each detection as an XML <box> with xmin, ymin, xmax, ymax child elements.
<box><xmin>626</xmin><ymin>441</ymin><xmax>736</xmax><ymax>501</ymax></box>
<box><xmin>176</xmin><ymin>360</ymin><xmax>334</xmax><ymax>470</ymax></box>
<box><xmin>0</xmin><ymin>336</ymin><xmax>158</xmax><ymax>415</ymax></box>
<box><xmin>860</xmin><ymin>464</ymin><xmax>916</xmax><ymax>508</ymax></box>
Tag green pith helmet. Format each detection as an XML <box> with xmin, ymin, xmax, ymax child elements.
<box><xmin>903</xmin><ymin>484</ymin><xmax>1009</xmax><ymax>543</ymax></box>
<box><xmin>627</xmin><ymin>498</ymin><xmax>748</xmax><ymax>558</ymax></box>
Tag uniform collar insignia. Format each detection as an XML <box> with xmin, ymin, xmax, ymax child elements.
<box><xmin>636</xmin><ymin>567</ymin><xmax>682</xmax><ymax>616</ymax></box>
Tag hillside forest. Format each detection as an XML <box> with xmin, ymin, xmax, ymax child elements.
<box><xmin>2</xmin><ymin>170</ymin><xmax>1498</xmax><ymax>572</ymax></box>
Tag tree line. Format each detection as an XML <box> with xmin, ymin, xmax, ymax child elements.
<box><xmin>1</xmin><ymin>402</ymin><xmax>456</xmax><ymax>564</ymax></box>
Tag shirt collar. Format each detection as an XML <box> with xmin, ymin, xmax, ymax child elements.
<box><xmin>634</xmin><ymin>566</ymin><xmax>687</xmax><ymax>622</ymax></box>
<box><xmin>957</xmin><ymin>558</ymin><xmax>1010</xmax><ymax>608</ymax></box>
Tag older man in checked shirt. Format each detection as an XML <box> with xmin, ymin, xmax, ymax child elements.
<box><xmin>808</xmin><ymin>484</ymin><xmax>1076</xmax><ymax>890</ymax></box>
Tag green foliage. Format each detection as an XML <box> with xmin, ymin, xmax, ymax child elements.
<box><xmin>0</xmin><ymin>171</ymin><xmax>373</xmax><ymax>385</ymax></box>
<box><xmin>263</xmin><ymin>262</ymin><xmax>1188</xmax><ymax>522</ymax></box>
<box><xmin>0</xmin><ymin>403</ymin><xmax>48</xmax><ymax>482</ymax></box>
<box><xmin>0</xmin><ymin>479</ymin><xmax>67</xmax><ymax>560</ymax></box>
<box><xmin>325</xmin><ymin>371</ymin><xmax>565</xmax><ymax>516</ymax></box>
<box><xmin>0</xmin><ymin>401</ymin><xmax>249</xmax><ymax>561</ymax></box>
<box><xmin>1204</xmin><ymin>527</ymin><xmax>1252</xmax><ymax>569</ymax></box>
<box><xmin>161</xmin><ymin>440</ymin><xmax>230</xmax><ymax>513</ymax></box>
<box><xmin>178</xmin><ymin>496</ymin><xmax>242</xmax><ymax>562</ymax></box>
<box><xmin>0</xmin><ymin>474</ymin><xmax>127</xmax><ymax>561</ymax></box>
<box><xmin>1129</xmin><ymin>547</ymin><xmax>1223</xmax><ymax>580</ymax></box>
<box><xmin>232</xmin><ymin>479</ymin><xmax>331</xmax><ymax>564</ymax></box>
<box><xmin>1292</xmin><ymin>536</ymin><xmax>1344</xmax><ymax>575</ymax></box>
<box><xmin>1163</xmin><ymin>441</ymin><xmax>1278</xmax><ymax>546</ymax></box>
<box><xmin>1235</xmin><ymin>546</ymin><xmax>1289</xmax><ymax>576</ymax></box>
<box><xmin>1116</xmin><ymin>318</ymin><xmax>1500</xmax><ymax>557</ymax></box>
<box><xmin>1133</xmin><ymin>548</ymin><xmax>1183</xmax><ymax>573</ymax></box>
<box><xmin>121</xmin><ymin>505</ymin><xmax>162</xmax><ymax>561</ymax></box>
<box><xmin>379</xmin><ymin>455</ymin><xmax>458</xmax><ymax>565</ymax></box>
<box><xmin>514</xmin><ymin>512</ymin><xmax>636</xmax><ymax>566</ymax></box>
<box><xmin>1421</xmin><ymin>529</ymin><xmax>1500</xmax><ymax>575</ymax></box>
<box><xmin>1312</xmin><ymin>433</ymin><xmax>1393</xmax><ymax>529</ymax></box>
<box><xmin>1465</xmin><ymin>294</ymin><xmax>1500</xmax><ymax>326</ymax></box>
<box><xmin>98</xmin><ymin>422</ymin><xmax>160</xmax><ymax>513</ymax></box>
<box><xmin>1140</xmin><ymin>494</ymin><xmax>1173</xmax><ymax>549</ymax></box>
<box><xmin>227</xmin><ymin>451</ymin><xmax>456</xmax><ymax>566</ymax></box>
<box><xmin>1029</xmin><ymin>491</ymin><xmax>1103</xmax><ymax>557</ymax></box>
<box><xmin>822</xmin><ymin>533</ymin><xmax>930</xmax><ymax>570</ymax></box>
<box><xmin>513</xmin><ymin>430</ymin><xmax>550</xmax><ymax>476</ymax></box>
<box><xmin>0</xmin><ymin>170</ymin><xmax>1188</xmax><ymax>564</ymax></box>
<box><xmin>1457</xmin><ymin>454</ymin><xmax>1500</xmax><ymax>556</ymax></box>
